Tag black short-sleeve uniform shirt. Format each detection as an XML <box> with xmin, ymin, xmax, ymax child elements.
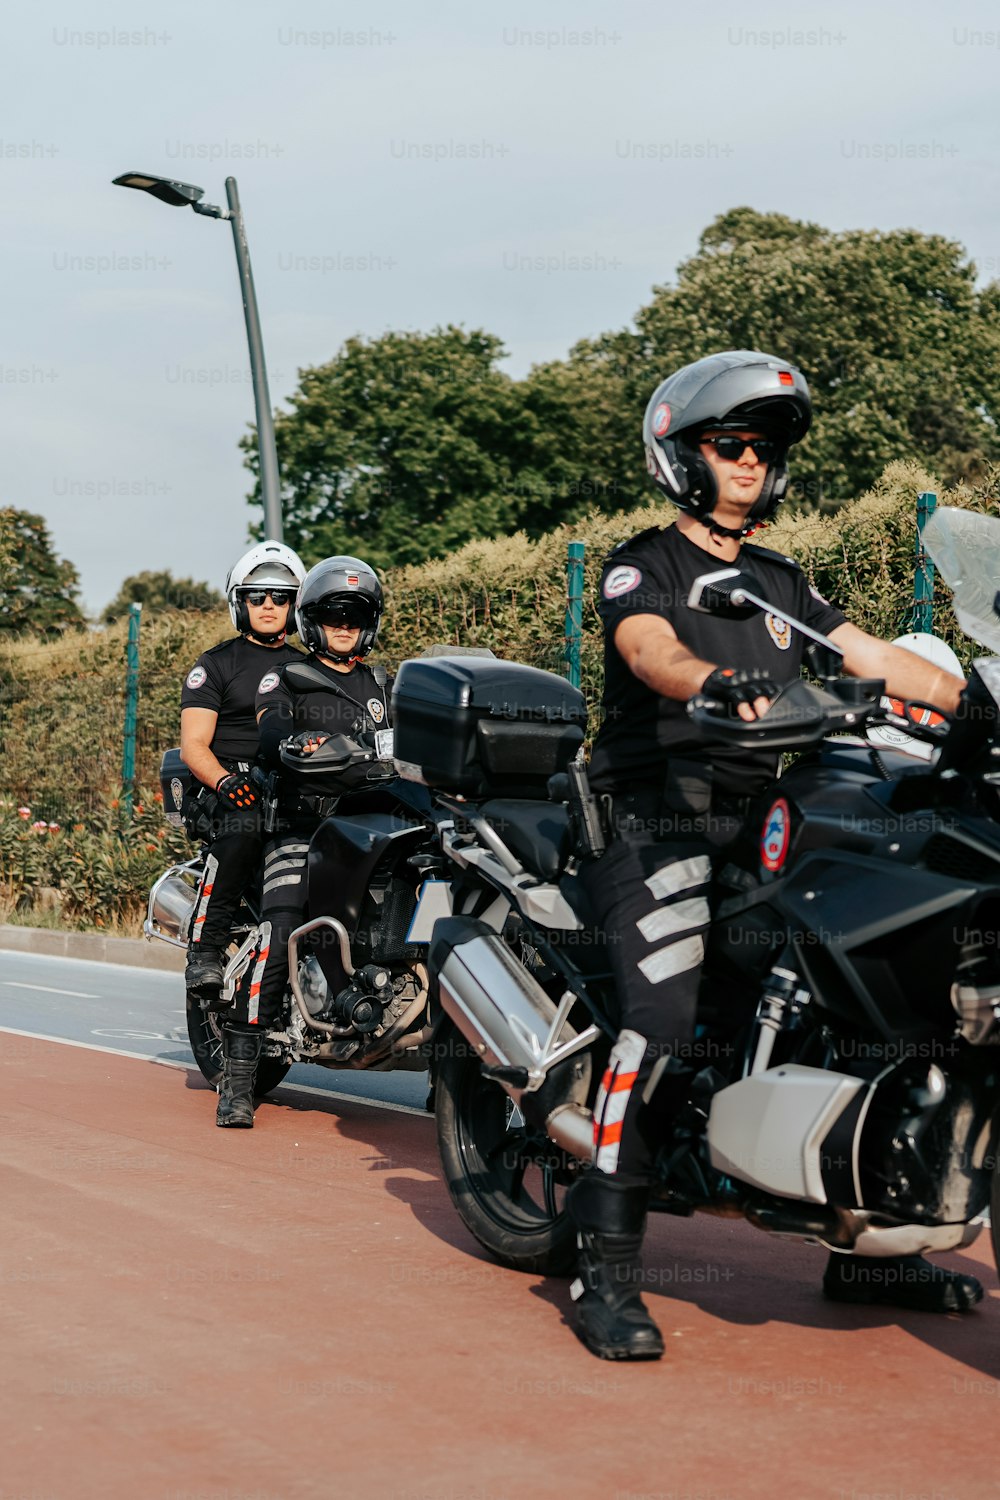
<box><xmin>588</xmin><ymin>524</ymin><xmax>847</xmax><ymax>796</ymax></box>
<box><xmin>256</xmin><ymin>656</ymin><xmax>393</xmax><ymax>801</ymax></box>
<box><xmin>180</xmin><ymin>636</ymin><xmax>302</xmax><ymax>763</ymax></box>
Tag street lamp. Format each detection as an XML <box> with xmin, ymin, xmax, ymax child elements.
<box><xmin>113</xmin><ymin>171</ymin><xmax>283</xmax><ymax>541</ymax></box>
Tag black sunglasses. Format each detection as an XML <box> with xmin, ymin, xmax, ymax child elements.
<box><xmin>699</xmin><ymin>435</ymin><xmax>780</xmax><ymax>463</ymax></box>
<box><xmin>242</xmin><ymin>588</ymin><xmax>295</xmax><ymax>607</ymax></box>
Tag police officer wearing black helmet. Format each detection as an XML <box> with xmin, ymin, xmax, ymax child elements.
<box><xmin>568</xmin><ymin>349</ymin><xmax>974</xmax><ymax>1361</ymax></box>
<box><xmin>212</xmin><ymin>555</ymin><xmax>391</xmax><ymax>1128</ymax></box>
<box><xmin>180</xmin><ymin>541</ymin><xmax>305</xmax><ymax>1009</ymax></box>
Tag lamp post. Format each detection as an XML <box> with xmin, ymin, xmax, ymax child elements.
<box><xmin>112</xmin><ymin>171</ymin><xmax>283</xmax><ymax>541</ymax></box>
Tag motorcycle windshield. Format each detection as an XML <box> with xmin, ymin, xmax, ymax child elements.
<box><xmin>922</xmin><ymin>507</ymin><xmax>1000</xmax><ymax>654</ymax></box>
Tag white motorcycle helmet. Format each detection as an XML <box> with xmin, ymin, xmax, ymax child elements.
<box><xmin>226</xmin><ymin>540</ymin><xmax>306</xmax><ymax>637</ymax></box>
<box><xmin>867</xmin><ymin>632</ymin><xmax>964</xmax><ymax>761</ymax></box>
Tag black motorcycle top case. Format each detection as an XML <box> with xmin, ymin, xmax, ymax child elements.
<box><xmin>391</xmin><ymin>657</ymin><xmax>587</xmax><ymax>798</ymax></box>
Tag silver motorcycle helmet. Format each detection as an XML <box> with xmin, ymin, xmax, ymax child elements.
<box><xmin>643</xmin><ymin>350</ymin><xmax>812</xmax><ymax>535</ymax></box>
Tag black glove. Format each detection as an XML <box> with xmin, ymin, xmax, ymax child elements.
<box><xmin>214</xmin><ymin>772</ymin><xmax>258</xmax><ymax>809</ymax></box>
<box><xmin>701</xmin><ymin>667</ymin><xmax>780</xmax><ymax>717</ymax></box>
<box><xmin>286</xmin><ymin>730</ymin><xmax>331</xmax><ymax>756</ymax></box>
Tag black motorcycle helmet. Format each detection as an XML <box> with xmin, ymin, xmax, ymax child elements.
<box><xmin>296</xmin><ymin>555</ymin><xmax>384</xmax><ymax>662</ymax></box>
<box><xmin>643</xmin><ymin>350</ymin><xmax>812</xmax><ymax>535</ymax></box>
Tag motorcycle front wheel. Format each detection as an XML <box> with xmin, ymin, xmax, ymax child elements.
<box><xmin>434</xmin><ymin>1025</ymin><xmax>579</xmax><ymax>1276</ymax></box>
<box><xmin>185</xmin><ymin>995</ymin><xmax>291</xmax><ymax>1098</ymax></box>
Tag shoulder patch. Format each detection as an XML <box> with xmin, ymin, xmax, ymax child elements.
<box><xmin>258</xmin><ymin>671</ymin><xmax>281</xmax><ymax>695</ymax></box>
<box><xmin>607</xmin><ymin>525</ymin><xmax>661</xmax><ymax>561</ymax></box>
<box><xmin>808</xmin><ymin>584</ymin><xmax>834</xmax><ymax>607</ymax></box>
<box><xmin>743</xmin><ymin>543</ymin><xmax>802</xmax><ymax>574</ymax></box>
<box><xmin>185</xmin><ymin>665</ymin><xmax>208</xmax><ymax>690</ymax></box>
<box><xmin>603</xmin><ymin>564</ymin><xmax>643</xmax><ymax>600</ymax></box>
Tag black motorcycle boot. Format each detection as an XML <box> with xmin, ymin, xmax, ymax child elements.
<box><xmin>567</xmin><ymin>1174</ymin><xmax>665</xmax><ymax>1361</ymax></box>
<box><xmin>823</xmin><ymin>1252</ymin><xmax>984</xmax><ymax>1313</ymax></box>
<box><xmin>215</xmin><ymin>1024</ymin><xmax>262</xmax><ymax>1128</ymax></box>
<box><xmin>186</xmin><ymin>946</ymin><xmax>226</xmax><ymax>1006</ymax></box>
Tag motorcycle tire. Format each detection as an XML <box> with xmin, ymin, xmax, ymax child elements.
<box><xmin>185</xmin><ymin>994</ymin><xmax>291</xmax><ymax>1099</ymax></box>
<box><xmin>434</xmin><ymin>1024</ymin><xmax>578</xmax><ymax>1276</ymax></box>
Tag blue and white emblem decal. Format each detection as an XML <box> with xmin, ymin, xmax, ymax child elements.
<box><xmin>186</xmin><ymin>665</ymin><xmax>207</xmax><ymax>690</ymax></box>
<box><xmin>603</xmin><ymin>564</ymin><xmax>642</xmax><ymax>600</ymax></box>
<box><xmin>258</xmin><ymin>671</ymin><xmax>280</xmax><ymax>694</ymax></box>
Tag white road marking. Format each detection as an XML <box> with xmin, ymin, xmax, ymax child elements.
<box><xmin>92</xmin><ymin>1028</ymin><xmax>169</xmax><ymax>1040</ymax></box>
<box><xmin>3</xmin><ymin>980</ymin><xmax>99</xmax><ymax>999</ymax></box>
<box><xmin>0</xmin><ymin>1025</ymin><xmax>430</xmax><ymax>1117</ymax></box>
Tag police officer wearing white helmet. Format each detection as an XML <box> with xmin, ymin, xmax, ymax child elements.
<box><xmin>180</xmin><ymin>541</ymin><xmax>305</xmax><ymax>1021</ymax></box>
<box><xmin>565</xmin><ymin>350</ymin><xmax>975</xmax><ymax>1363</ymax></box>
<box><xmin>208</xmin><ymin>555</ymin><xmax>391</xmax><ymax>1129</ymax></box>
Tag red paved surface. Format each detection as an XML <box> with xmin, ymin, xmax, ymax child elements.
<box><xmin>2</xmin><ymin>1033</ymin><xmax>999</xmax><ymax>1500</ymax></box>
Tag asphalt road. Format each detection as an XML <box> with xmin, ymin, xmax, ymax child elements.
<box><xmin>4</xmin><ymin>944</ymin><xmax>1000</xmax><ymax>1499</ymax></box>
<box><xmin>0</xmin><ymin>945</ymin><xmax>429</xmax><ymax>1113</ymax></box>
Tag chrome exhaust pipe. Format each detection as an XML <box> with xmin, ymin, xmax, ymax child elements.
<box><xmin>430</xmin><ymin>917</ymin><xmax>598</xmax><ymax>1160</ymax></box>
<box><xmin>144</xmin><ymin>861</ymin><xmax>202</xmax><ymax>947</ymax></box>
<box><xmin>544</xmin><ymin>1102</ymin><xmax>594</xmax><ymax>1161</ymax></box>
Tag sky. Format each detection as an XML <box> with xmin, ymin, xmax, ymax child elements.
<box><xmin>3</xmin><ymin>0</ymin><xmax>999</xmax><ymax>613</ymax></box>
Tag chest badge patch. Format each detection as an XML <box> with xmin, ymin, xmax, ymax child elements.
<box><xmin>603</xmin><ymin>564</ymin><xmax>642</xmax><ymax>600</ymax></box>
<box><xmin>185</xmin><ymin>665</ymin><xmax>207</xmax><ymax>690</ymax></box>
<box><xmin>258</xmin><ymin>672</ymin><xmax>280</xmax><ymax>694</ymax></box>
<box><xmin>765</xmin><ymin>612</ymin><xmax>792</xmax><ymax>651</ymax></box>
<box><xmin>368</xmin><ymin>698</ymin><xmax>385</xmax><ymax>724</ymax></box>
<box><xmin>761</xmin><ymin>797</ymin><xmax>791</xmax><ymax>874</ymax></box>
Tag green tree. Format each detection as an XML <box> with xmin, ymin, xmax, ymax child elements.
<box><xmin>102</xmin><ymin>570</ymin><xmax>225</xmax><ymax>623</ymax></box>
<box><xmin>245</xmin><ymin>212</ymin><xmax>1000</xmax><ymax>556</ymax></box>
<box><xmin>495</xmin><ymin>209</ymin><xmax>1000</xmax><ymax>517</ymax></box>
<box><xmin>627</xmin><ymin>208</ymin><xmax>1000</xmax><ymax>505</ymax></box>
<box><xmin>0</xmin><ymin>509</ymin><xmax>84</xmax><ymax>635</ymax></box>
<box><xmin>242</xmin><ymin>326</ymin><xmax>541</xmax><ymax>569</ymax></box>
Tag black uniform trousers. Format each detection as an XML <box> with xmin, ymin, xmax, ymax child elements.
<box><xmin>579</xmin><ymin>776</ymin><xmax>745</xmax><ymax>1181</ymax></box>
<box><xmin>230</xmin><ymin>818</ymin><xmax>317</xmax><ymax>1030</ymax></box>
<box><xmin>190</xmin><ymin>791</ymin><xmax>263</xmax><ymax>956</ymax></box>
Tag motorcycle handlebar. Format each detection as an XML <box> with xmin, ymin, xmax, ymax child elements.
<box><xmin>278</xmin><ymin>732</ymin><xmax>392</xmax><ymax>777</ymax></box>
<box><xmin>687</xmin><ymin>677</ymin><xmax>884</xmax><ymax>750</ymax></box>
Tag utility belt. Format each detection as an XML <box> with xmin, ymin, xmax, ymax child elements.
<box><xmin>597</xmin><ymin>759</ymin><xmax>752</xmax><ymax>846</ymax></box>
<box><xmin>182</xmin><ymin>759</ymin><xmax>256</xmax><ymax>840</ymax></box>
<box><xmin>259</xmin><ymin>777</ymin><xmax>341</xmax><ymax>833</ymax></box>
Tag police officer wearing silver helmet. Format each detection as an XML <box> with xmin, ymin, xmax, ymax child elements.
<box><xmin>566</xmin><ymin>350</ymin><xmax>974</xmax><ymax>1362</ymax></box>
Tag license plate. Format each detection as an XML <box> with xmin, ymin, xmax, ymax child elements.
<box><xmin>375</xmin><ymin>729</ymin><xmax>394</xmax><ymax>759</ymax></box>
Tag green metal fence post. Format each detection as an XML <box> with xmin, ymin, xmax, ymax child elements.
<box><xmin>121</xmin><ymin>602</ymin><xmax>142</xmax><ymax>816</ymax></box>
<box><xmin>565</xmin><ymin>542</ymin><xmax>585</xmax><ymax>689</ymax></box>
<box><xmin>913</xmin><ymin>490</ymin><xmax>937</xmax><ymax>633</ymax></box>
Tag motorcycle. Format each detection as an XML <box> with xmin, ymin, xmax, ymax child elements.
<box><xmin>146</xmin><ymin>725</ymin><xmax>449</xmax><ymax>1098</ymax></box>
<box><xmin>389</xmin><ymin>505</ymin><xmax>1000</xmax><ymax>1282</ymax></box>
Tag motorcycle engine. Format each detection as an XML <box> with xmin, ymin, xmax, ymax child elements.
<box><xmin>327</xmin><ymin>964</ymin><xmax>394</xmax><ymax>1034</ymax></box>
<box><xmin>857</xmin><ymin>1060</ymin><xmax>993</xmax><ymax>1224</ymax></box>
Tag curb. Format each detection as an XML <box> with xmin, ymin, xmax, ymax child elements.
<box><xmin>0</xmin><ymin>924</ymin><xmax>185</xmax><ymax>973</ymax></box>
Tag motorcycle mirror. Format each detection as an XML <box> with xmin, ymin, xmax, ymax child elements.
<box><xmin>687</xmin><ymin>569</ymin><xmax>766</xmax><ymax>618</ymax></box>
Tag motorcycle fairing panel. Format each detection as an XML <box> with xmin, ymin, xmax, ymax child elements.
<box><xmin>308</xmin><ymin>807</ymin><xmax>429</xmax><ymax>994</ymax></box>
<box><xmin>777</xmin><ymin>848</ymin><xmax>997</xmax><ymax>1041</ymax></box>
